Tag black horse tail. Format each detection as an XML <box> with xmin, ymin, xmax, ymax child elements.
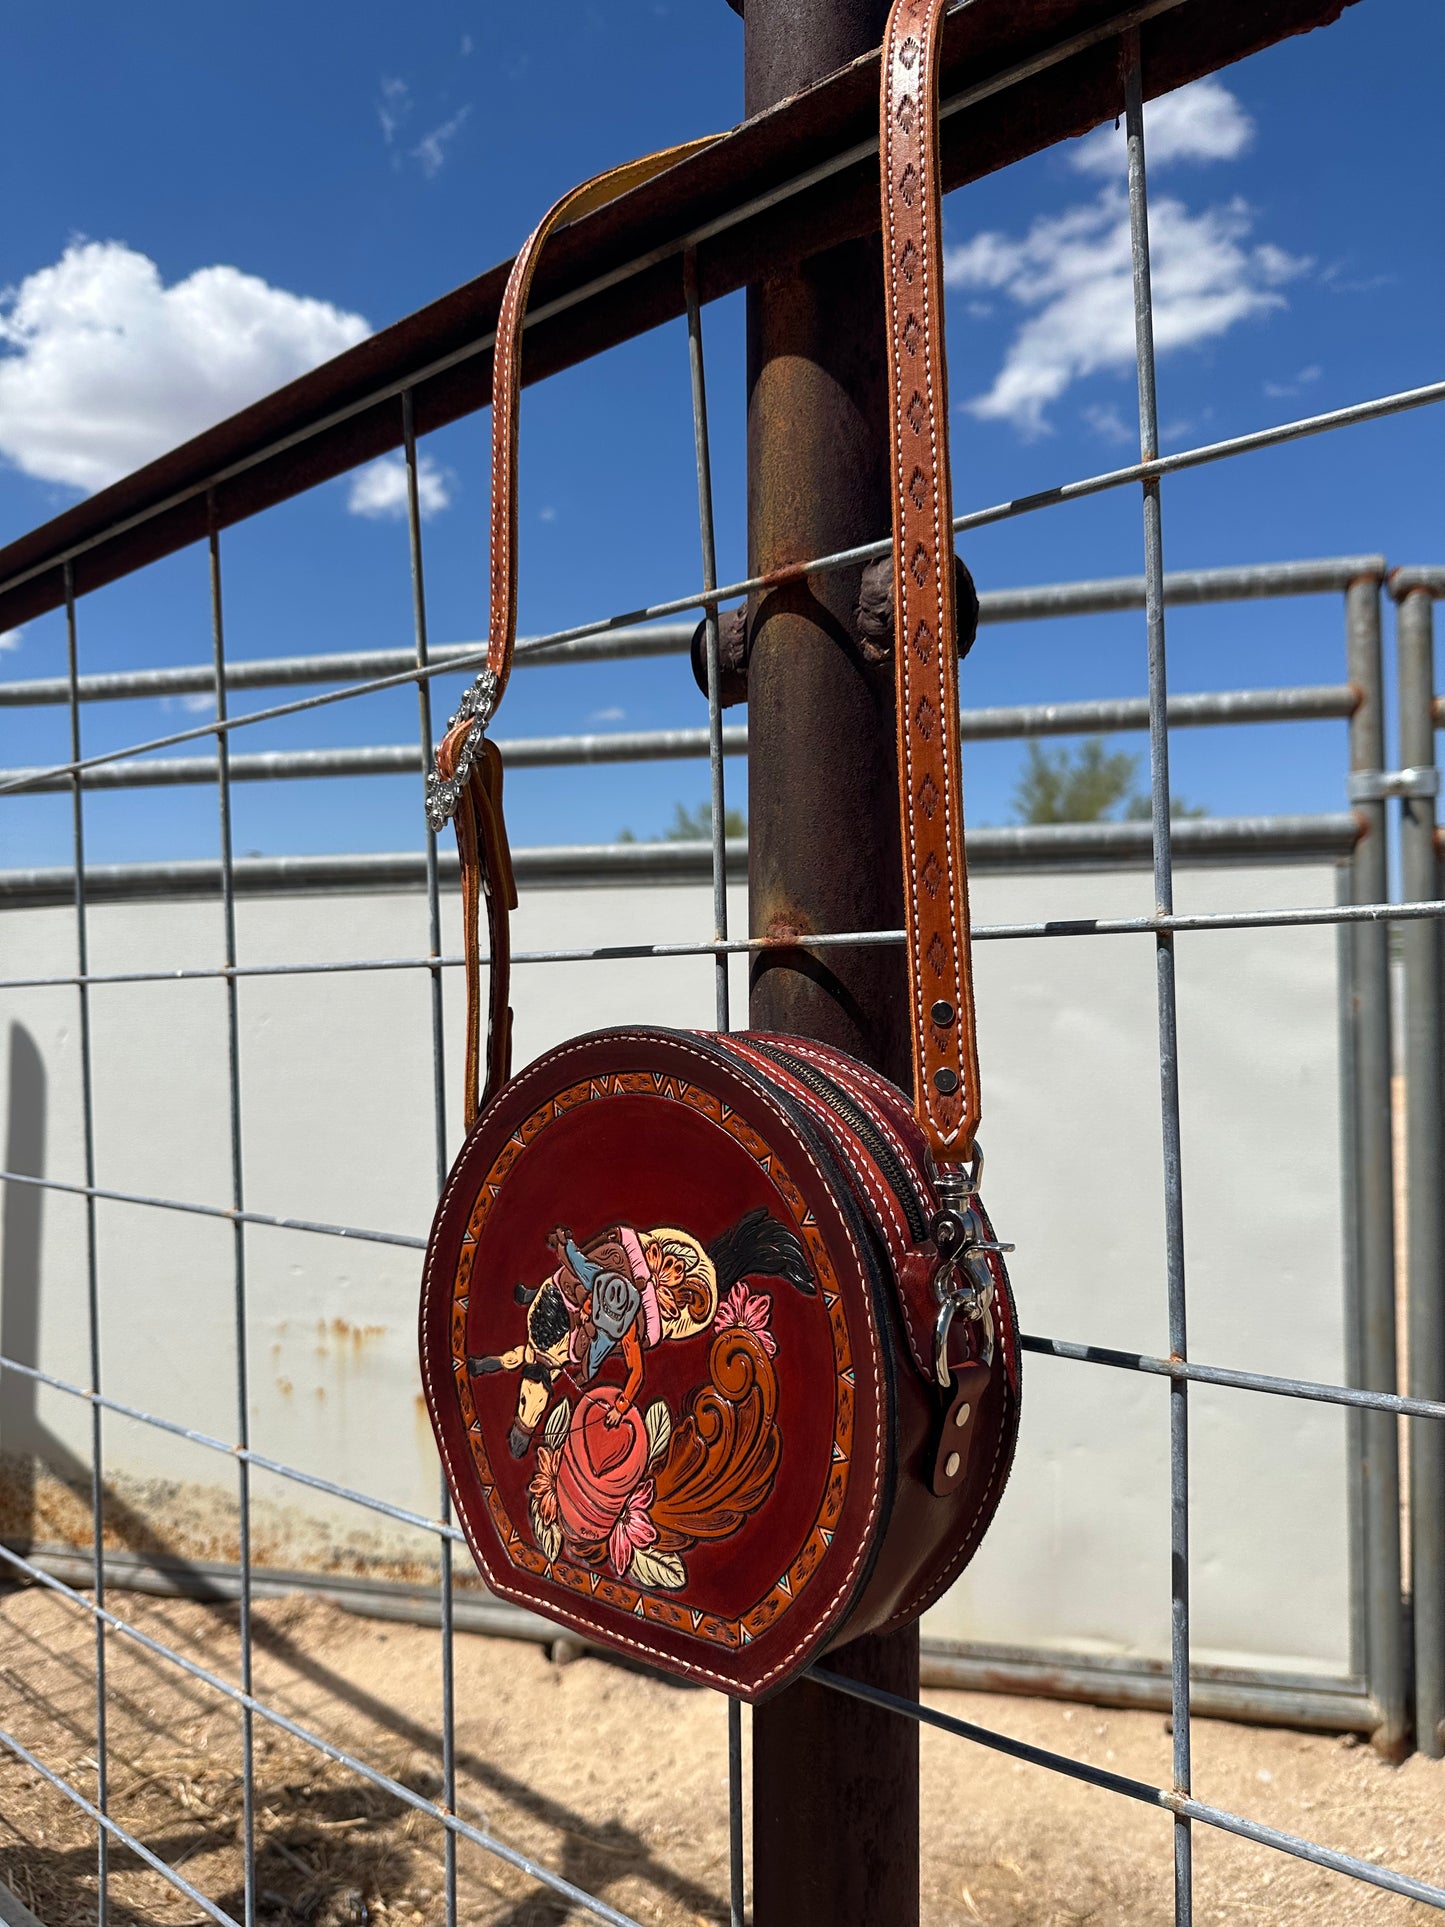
<box><xmin>708</xmin><ymin>1206</ymin><xmax>815</xmax><ymax>1296</ymax></box>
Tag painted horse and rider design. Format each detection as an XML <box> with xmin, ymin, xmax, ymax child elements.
<box><xmin>467</xmin><ymin>1208</ymin><xmax>815</xmax><ymax>1593</ymax></box>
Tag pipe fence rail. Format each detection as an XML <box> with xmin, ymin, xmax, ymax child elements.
<box><xmin>0</xmin><ymin>5</ymin><xmax>1442</xmax><ymax>1924</ymax></box>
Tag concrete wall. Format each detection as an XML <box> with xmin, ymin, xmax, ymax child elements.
<box><xmin>0</xmin><ymin>857</ymin><xmax>1352</xmax><ymax>1675</ymax></box>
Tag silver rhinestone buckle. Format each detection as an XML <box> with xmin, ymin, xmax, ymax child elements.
<box><xmin>424</xmin><ymin>668</ymin><xmax>499</xmax><ymax>831</ymax></box>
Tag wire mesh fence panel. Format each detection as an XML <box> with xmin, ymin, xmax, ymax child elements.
<box><xmin>0</xmin><ymin>7</ymin><xmax>1442</xmax><ymax>1925</ymax></box>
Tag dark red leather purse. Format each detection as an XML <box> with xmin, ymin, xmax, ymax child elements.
<box><xmin>419</xmin><ymin>0</ymin><xmax>1019</xmax><ymax>1699</ymax></box>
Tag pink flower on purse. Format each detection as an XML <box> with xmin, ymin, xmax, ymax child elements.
<box><xmin>714</xmin><ymin>1283</ymin><xmax>777</xmax><ymax>1358</ymax></box>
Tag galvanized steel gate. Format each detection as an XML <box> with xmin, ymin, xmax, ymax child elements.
<box><xmin>0</xmin><ymin>1</ymin><xmax>1443</xmax><ymax>1921</ymax></box>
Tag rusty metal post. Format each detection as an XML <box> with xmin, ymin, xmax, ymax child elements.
<box><xmin>744</xmin><ymin>3</ymin><xmax>919</xmax><ymax>1923</ymax></box>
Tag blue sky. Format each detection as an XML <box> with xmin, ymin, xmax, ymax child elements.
<box><xmin>0</xmin><ymin>0</ymin><xmax>1440</xmax><ymax>867</ymax></box>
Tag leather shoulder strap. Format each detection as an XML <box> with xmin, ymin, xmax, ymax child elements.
<box><xmin>882</xmin><ymin>0</ymin><xmax>982</xmax><ymax>1166</ymax></box>
<box><xmin>428</xmin><ymin>136</ymin><xmax>720</xmax><ymax>1128</ymax></box>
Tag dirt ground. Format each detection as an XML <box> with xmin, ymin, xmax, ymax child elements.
<box><xmin>0</xmin><ymin>1586</ymin><xmax>1440</xmax><ymax>1927</ymax></box>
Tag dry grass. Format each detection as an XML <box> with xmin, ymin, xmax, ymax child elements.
<box><xmin>0</xmin><ymin>1585</ymin><xmax>1440</xmax><ymax>1926</ymax></box>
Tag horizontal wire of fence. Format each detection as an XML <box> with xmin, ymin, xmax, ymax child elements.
<box><xmin>3</xmin><ymin>1319</ymin><xmax>1443</xmax><ymax>1577</ymax></box>
<box><xmin>8</xmin><ymin>878</ymin><xmax>1445</xmax><ymax>957</ymax></box>
<box><xmin>0</xmin><ymin>380</ymin><xmax>1439</xmax><ymax>804</ymax></box>
<box><xmin>0</xmin><ymin>894</ymin><xmax>1441</xmax><ymax>999</ymax></box>
<box><xmin>0</xmin><ymin>1543</ymin><xmax>650</xmax><ymax>1927</ymax></box>
<box><xmin>808</xmin><ymin>1668</ymin><xmax>1445</xmax><ymax>1910</ymax></box>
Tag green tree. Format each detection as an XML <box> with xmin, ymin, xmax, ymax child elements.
<box><xmin>1011</xmin><ymin>736</ymin><xmax>1205</xmax><ymax>825</ymax></box>
<box><xmin>617</xmin><ymin>800</ymin><xmax>747</xmax><ymax>843</ymax></box>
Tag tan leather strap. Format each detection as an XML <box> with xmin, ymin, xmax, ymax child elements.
<box><xmin>449</xmin><ymin>739</ymin><xmax>516</xmax><ymax>1132</ymax></box>
<box><xmin>431</xmin><ymin>136</ymin><xmax>720</xmax><ymax>1125</ymax></box>
<box><xmin>437</xmin><ymin>20</ymin><xmax>983</xmax><ymax>1161</ymax></box>
<box><xmin>487</xmin><ymin>138</ymin><xmax>721</xmax><ymax>711</ymax></box>
<box><xmin>882</xmin><ymin>0</ymin><xmax>981</xmax><ymax>1165</ymax></box>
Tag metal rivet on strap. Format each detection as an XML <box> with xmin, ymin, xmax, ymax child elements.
<box><xmin>944</xmin><ymin>1451</ymin><xmax>961</xmax><ymax>1478</ymax></box>
<box><xmin>953</xmin><ymin>1402</ymin><xmax>971</xmax><ymax>1429</ymax></box>
<box><xmin>933</xmin><ymin>1067</ymin><xmax>959</xmax><ymax>1094</ymax></box>
<box><xmin>931</xmin><ymin>1000</ymin><xmax>955</xmax><ymax>1026</ymax></box>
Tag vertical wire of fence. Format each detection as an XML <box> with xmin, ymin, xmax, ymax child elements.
<box><xmin>1123</xmin><ymin>33</ymin><xmax>1193</xmax><ymax>1922</ymax></box>
<box><xmin>63</xmin><ymin>560</ymin><xmax>109</xmax><ymax>1927</ymax></box>
<box><xmin>402</xmin><ymin>388</ymin><xmax>461</xmax><ymax>1927</ymax></box>
<box><xmin>207</xmin><ymin>501</ymin><xmax>258</xmax><ymax>1927</ymax></box>
<box><xmin>681</xmin><ymin>245</ymin><xmax>746</xmax><ymax>1927</ymax></box>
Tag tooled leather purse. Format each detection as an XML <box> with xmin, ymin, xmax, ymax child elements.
<box><xmin>419</xmin><ymin>0</ymin><xmax>1019</xmax><ymax>1700</ymax></box>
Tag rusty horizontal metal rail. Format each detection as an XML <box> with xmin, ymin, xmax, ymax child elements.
<box><xmin>0</xmin><ymin>0</ymin><xmax>1359</xmax><ymax>633</ymax></box>
<box><xmin>0</xmin><ymin>557</ymin><xmax>1383</xmax><ymax>710</ymax></box>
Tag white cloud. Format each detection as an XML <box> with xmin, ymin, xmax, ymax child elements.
<box><xmin>378</xmin><ymin>76</ymin><xmax>411</xmax><ymax>146</ymax></box>
<box><xmin>1071</xmin><ymin>77</ymin><xmax>1253</xmax><ymax>177</ymax></box>
<box><xmin>161</xmin><ymin>690</ymin><xmax>216</xmax><ymax>716</ymax></box>
<box><xmin>1263</xmin><ymin>362</ymin><xmax>1322</xmax><ymax>399</ymax></box>
<box><xmin>945</xmin><ymin>187</ymin><xmax>1308</xmax><ymax>436</ymax></box>
<box><xmin>0</xmin><ymin>241</ymin><xmax>370</xmax><ymax>493</ymax></box>
<box><xmin>460</xmin><ymin>33</ymin><xmax>474</xmax><ymax>55</ymax></box>
<box><xmin>346</xmin><ymin>452</ymin><xmax>452</xmax><ymax>520</ymax></box>
<box><xmin>0</xmin><ymin>628</ymin><xmax>22</xmax><ymax>653</ymax></box>
<box><xmin>1321</xmin><ymin>259</ymin><xmax>1395</xmax><ymax>297</ymax></box>
<box><xmin>589</xmin><ymin>705</ymin><xmax>626</xmax><ymax>724</ymax></box>
<box><xmin>1082</xmin><ymin>402</ymin><xmax>1133</xmax><ymax>445</ymax></box>
<box><xmin>539</xmin><ymin>505</ymin><xmax>558</xmax><ymax>523</ymax></box>
<box><xmin>412</xmin><ymin>105</ymin><xmax>471</xmax><ymax>179</ymax></box>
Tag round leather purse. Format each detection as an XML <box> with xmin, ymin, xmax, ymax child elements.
<box><xmin>419</xmin><ymin>0</ymin><xmax>1020</xmax><ymax>1700</ymax></box>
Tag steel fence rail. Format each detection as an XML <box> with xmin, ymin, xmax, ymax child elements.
<box><xmin>0</xmin><ymin>626</ymin><xmax>698</xmax><ymax>709</ymax></box>
<box><xmin>0</xmin><ymin>813</ymin><xmax>1362</xmax><ymax>906</ymax></box>
<box><xmin>1392</xmin><ymin>567</ymin><xmax>1445</xmax><ymax>598</ymax></box>
<box><xmin>0</xmin><ymin>384</ymin><xmax>1435</xmax><ymax>802</ymax></box>
<box><xmin>0</xmin><ymin>686</ymin><xmax>1360</xmax><ymax>795</ymax></box>
<box><xmin>0</xmin><ymin>554</ymin><xmax>1383</xmax><ymax>714</ymax></box>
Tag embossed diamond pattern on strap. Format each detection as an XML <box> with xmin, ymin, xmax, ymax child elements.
<box><xmin>882</xmin><ymin>0</ymin><xmax>982</xmax><ymax>1162</ymax></box>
